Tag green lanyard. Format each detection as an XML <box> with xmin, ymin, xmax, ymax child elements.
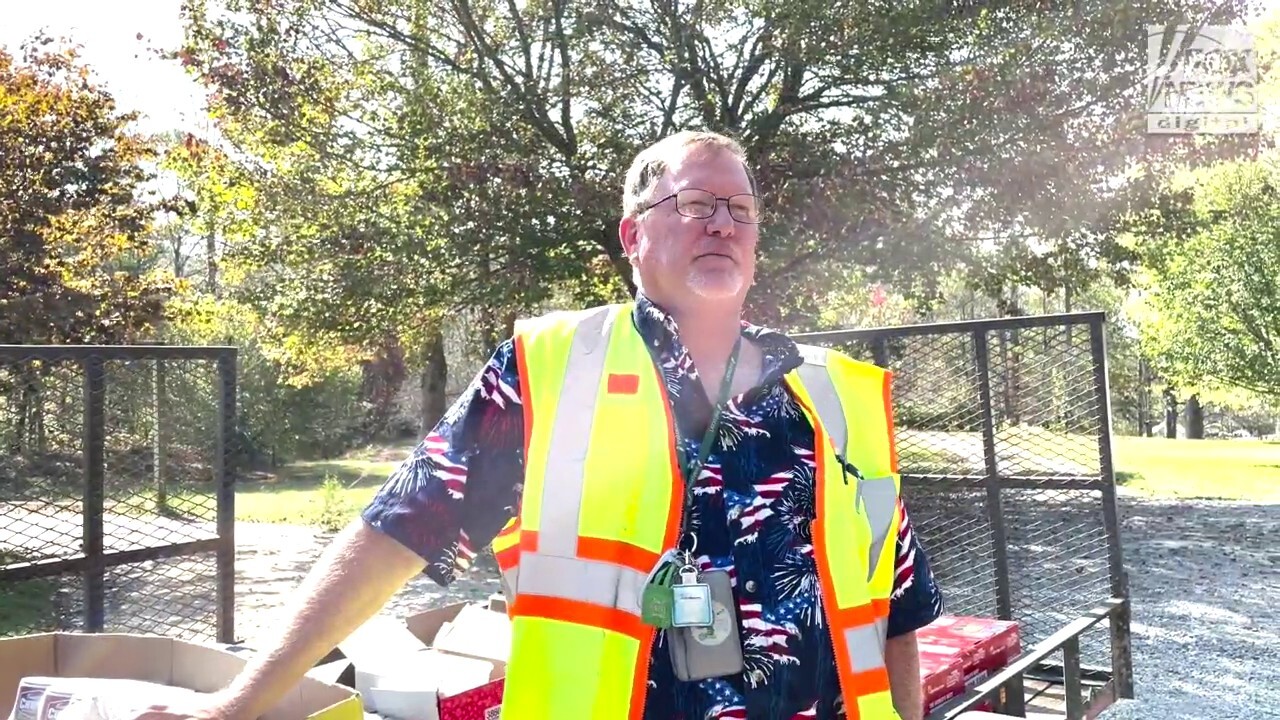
<box><xmin>673</xmin><ymin>336</ymin><xmax>741</xmax><ymax>553</ymax></box>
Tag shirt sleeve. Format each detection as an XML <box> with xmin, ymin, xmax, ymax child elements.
<box><xmin>361</xmin><ymin>338</ymin><xmax>525</xmax><ymax>588</ymax></box>
<box><xmin>886</xmin><ymin>497</ymin><xmax>945</xmax><ymax>637</ymax></box>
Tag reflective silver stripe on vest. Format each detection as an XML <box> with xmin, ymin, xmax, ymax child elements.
<box><xmin>861</xmin><ymin>475</ymin><xmax>898</xmax><ymax>582</ymax></box>
<box><xmin>500</xmin><ymin>566</ymin><xmax>517</xmax><ymax>607</ymax></box>
<box><xmin>512</xmin><ymin>554</ymin><xmax>648</xmax><ymax>615</ymax></box>
<box><xmin>532</xmin><ymin>305</ymin><xmax>617</xmax><ymax>559</ymax></box>
<box><xmin>511</xmin><ymin>305</ymin><xmax>657</xmax><ymax>618</ymax></box>
<box><xmin>844</xmin><ymin>624</ymin><xmax>887</xmax><ymax>673</ymax></box>
<box><xmin>793</xmin><ymin>346</ymin><xmax>849</xmax><ymax>456</ymax></box>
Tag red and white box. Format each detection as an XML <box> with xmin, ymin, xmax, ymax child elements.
<box><xmin>917</xmin><ymin>615</ymin><xmax>1021</xmax><ymax>715</ymax></box>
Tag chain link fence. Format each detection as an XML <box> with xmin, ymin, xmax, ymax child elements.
<box><xmin>0</xmin><ymin>345</ymin><xmax>236</xmax><ymax>644</ymax></box>
<box><xmin>795</xmin><ymin>311</ymin><xmax>1132</xmax><ymax>701</ymax></box>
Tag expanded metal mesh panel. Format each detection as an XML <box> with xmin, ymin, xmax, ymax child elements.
<box><xmin>797</xmin><ymin>315</ymin><xmax>1124</xmax><ymax>670</ymax></box>
<box><xmin>0</xmin><ymin>347</ymin><xmax>234</xmax><ymax>642</ymax></box>
<box><xmin>901</xmin><ymin>487</ymin><xmax>999</xmax><ymax>619</ymax></box>
<box><xmin>103</xmin><ymin>553</ymin><xmax>221</xmax><ymax>641</ymax></box>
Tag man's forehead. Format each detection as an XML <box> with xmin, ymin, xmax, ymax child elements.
<box><xmin>660</xmin><ymin>146</ymin><xmax>752</xmax><ymax>190</ymax></box>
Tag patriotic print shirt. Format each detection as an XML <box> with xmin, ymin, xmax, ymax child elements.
<box><xmin>363</xmin><ymin>296</ymin><xmax>944</xmax><ymax>720</ymax></box>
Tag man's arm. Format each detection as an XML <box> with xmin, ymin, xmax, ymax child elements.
<box><xmin>209</xmin><ymin>520</ymin><xmax>425</xmax><ymax>720</ymax></box>
<box><xmin>886</xmin><ymin>630</ymin><xmax>923</xmax><ymax>720</ymax></box>
<box><xmin>884</xmin><ymin>498</ymin><xmax>944</xmax><ymax>720</ymax></box>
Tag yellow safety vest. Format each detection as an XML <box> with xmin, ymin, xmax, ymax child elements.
<box><xmin>490</xmin><ymin>303</ymin><xmax>903</xmax><ymax>720</ymax></box>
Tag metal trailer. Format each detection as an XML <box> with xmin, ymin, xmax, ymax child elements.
<box><xmin>0</xmin><ymin>344</ymin><xmax>238</xmax><ymax>644</ymax></box>
<box><xmin>794</xmin><ymin>311</ymin><xmax>1134</xmax><ymax>719</ymax></box>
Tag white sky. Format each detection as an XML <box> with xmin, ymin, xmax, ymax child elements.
<box><xmin>0</xmin><ymin>0</ymin><xmax>207</xmax><ymax>133</ymax></box>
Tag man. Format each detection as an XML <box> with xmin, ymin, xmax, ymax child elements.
<box><xmin>149</xmin><ymin>130</ymin><xmax>942</xmax><ymax>720</ymax></box>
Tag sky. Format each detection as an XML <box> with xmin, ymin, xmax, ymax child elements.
<box><xmin>0</xmin><ymin>0</ymin><xmax>208</xmax><ymax>134</ymax></box>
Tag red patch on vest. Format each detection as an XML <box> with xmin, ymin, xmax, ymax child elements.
<box><xmin>607</xmin><ymin>373</ymin><xmax>640</xmax><ymax>394</ymax></box>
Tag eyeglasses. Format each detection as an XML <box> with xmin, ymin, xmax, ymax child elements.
<box><xmin>640</xmin><ymin>188</ymin><xmax>762</xmax><ymax>224</ymax></box>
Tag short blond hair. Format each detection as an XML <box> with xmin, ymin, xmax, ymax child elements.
<box><xmin>621</xmin><ymin>130</ymin><xmax>757</xmax><ymax>217</ymax></box>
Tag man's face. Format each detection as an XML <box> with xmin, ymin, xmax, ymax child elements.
<box><xmin>620</xmin><ymin>147</ymin><xmax>759</xmax><ymax>305</ymax></box>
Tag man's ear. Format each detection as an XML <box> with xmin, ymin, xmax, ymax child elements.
<box><xmin>618</xmin><ymin>216</ymin><xmax>639</xmax><ymax>260</ymax></box>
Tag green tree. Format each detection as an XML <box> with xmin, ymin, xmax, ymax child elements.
<box><xmin>0</xmin><ymin>37</ymin><xmax>178</xmax><ymax>344</ymax></box>
<box><xmin>175</xmin><ymin>0</ymin><xmax>1255</xmax><ymax>330</ymax></box>
<box><xmin>1130</xmin><ymin>153</ymin><xmax>1280</xmax><ymax>400</ymax></box>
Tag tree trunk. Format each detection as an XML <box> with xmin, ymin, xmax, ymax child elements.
<box><xmin>1185</xmin><ymin>394</ymin><xmax>1205</xmax><ymax>439</ymax></box>
<box><xmin>205</xmin><ymin>230</ymin><xmax>219</xmax><ymax>297</ymax></box>
<box><xmin>1163</xmin><ymin>387</ymin><xmax>1178</xmax><ymax>438</ymax></box>
<box><xmin>420</xmin><ymin>327</ymin><xmax>448</xmax><ymax>436</ymax></box>
<box><xmin>7</xmin><ymin>380</ymin><xmax>22</xmax><ymax>456</ymax></box>
<box><xmin>361</xmin><ymin>335</ymin><xmax>407</xmax><ymax>439</ymax></box>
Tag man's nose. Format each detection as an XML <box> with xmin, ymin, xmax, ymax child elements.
<box><xmin>706</xmin><ymin>201</ymin><xmax>736</xmax><ymax>236</ymax></box>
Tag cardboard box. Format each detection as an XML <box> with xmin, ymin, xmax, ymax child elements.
<box><xmin>918</xmin><ymin>616</ymin><xmax>1021</xmax><ymax>715</ymax></box>
<box><xmin>0</xmin><ymin>633</ymin><xmax>361</xmax><ymax>720</ymax></box>
<box><xmin>329</xmin><ymin>601</ymin><xmax>508</xmax><ymax>720</ymax></box>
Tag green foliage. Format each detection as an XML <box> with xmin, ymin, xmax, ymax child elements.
<box><xmin>1129</xmin><ymin>153</ymin><xmax>1280</xmax><ymax>398</ymax></box>
<box><xmin>164</xmin><ymin>294</ymin><xmax>369</xmax><ymax>464</ymax></box>
<box><xmin>0</xmin><ymin>552</ymin><xmax>56</xmax><ymax>636</ymax></box>
<box><xmin>0</xmin><ymin>37</ymin><xmax>180</xmax><ymax>344</ymax></box>
<box><xmin>172</xmin><ymin>0</ymin><xmax>1253</xmax><ymax>336</ymax></box>
<box><xmin>316</xmin><ymin>474</ymin><xmax>356</xmax><ymax>532</ymax></box>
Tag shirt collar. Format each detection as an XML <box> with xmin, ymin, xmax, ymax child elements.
<box><xmin>630</xmin><ymin>292</ymin><xmax>803</xmax><ymax>384</ymax></box>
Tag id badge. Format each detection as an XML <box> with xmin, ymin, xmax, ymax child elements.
<box><xmin>671</xmin><ymin>567</ymin><xmax>713</xmax><ymax>628</ymax></box>
<box><xmin>668</xmin><ymin>569</ymin><xmax>743</xmax><ymax>681</ymax></box>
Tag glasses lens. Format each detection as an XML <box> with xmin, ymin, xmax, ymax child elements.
<box><xmin>674</xmin><ymin>189</ymin><xmax>716</xmax><ymax>218</ymax></box>
<box><xmin>728</xmin><ymin>194</ymin><xmax>761</xmax><ymax>223</ymax></box>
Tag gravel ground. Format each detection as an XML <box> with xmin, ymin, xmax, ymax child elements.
<box><xmin>1096</xmin><ymin>495</ymin><xmax>1280</xmax><ymax>720</ymax></box>
<box><xmin>230</xmin><ymin>522</ymin><xmax>501</xmax><ymax>647</ymax></box>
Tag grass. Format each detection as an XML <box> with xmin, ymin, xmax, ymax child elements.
<box><xmin>0</xmin><ymin>552</ymin><xmax>57</xmax><ymax>637</ymax></box>
<box><xmin>235</xmin><ymin>444</ymin><xmax>411</xmax><ymax>529</ymax></box>
<box><xmin>238</xmin><ymin>433</ymin><xmax>1280</xmax><ymax>529</ymax></box>
<box><xmin>1112</xmin><ymin>435</ymin><xmax>1280</xmax><ymax>502</ymax></box>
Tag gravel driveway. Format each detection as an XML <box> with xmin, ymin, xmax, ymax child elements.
<box><xmin>1096</xmin><ymin>496</ymin><xmax>1279</xmax><ymax>720</ymax></box>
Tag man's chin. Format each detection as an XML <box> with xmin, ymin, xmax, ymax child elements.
<box><xmin>687</xmin><ymin>271</ymin><xmax>745</xmax><ymax>300</ymax></box>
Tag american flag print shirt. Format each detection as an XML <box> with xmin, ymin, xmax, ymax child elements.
<box><xmin>363</xmin><ymin>295</ymin><xmax>945</xmax><ymax>719</ymax></box>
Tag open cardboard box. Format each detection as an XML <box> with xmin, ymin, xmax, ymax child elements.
<box><xmin>0</xmin><ymin>633</ymin><xmax>361</xmax><ymax>720</ymax></box>
<box><xmin>320</xmin><ymin>598</ymin><xmax>509</xmax><ymax>720</ymax></box>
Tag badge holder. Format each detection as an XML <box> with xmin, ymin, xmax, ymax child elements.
<box><xmin>670</xmin><ymin>565</ymin><xmax>713</xmax><ymax>628</ymax></box>
<box><xmin>640</xmin><ymin>551</ymin><xmax>679</xmax><ymax>628</ymax></box>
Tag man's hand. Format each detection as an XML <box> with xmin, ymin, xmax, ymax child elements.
<box><xmin>131</xmin><ymin>518</ymin><xmax>425</xmax><ymax>720</ymax></box>
<box><xmin>885</xmin><ymin>630</ymin><xmax>923</xmax><ymax>720</ymax></box>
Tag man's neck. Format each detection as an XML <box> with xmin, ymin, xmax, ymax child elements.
<box><xmin>671</xmin><ymin>305</ymin><xmax>742</xmax><ymax>364</ymax></box>
<box><xmin>648</xmin><ymin>292</ymin><xmax>744</xmax><ymax>370</ymax></box>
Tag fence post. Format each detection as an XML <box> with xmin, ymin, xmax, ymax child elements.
<box><xmin>153</xmin><ymin>359</ymin><xmax>168</xmax><ymax>512</ymax></box>
<box><xmin>872</xmin><ymin>336</ymin><xmax>890</xmax><ymax>369</ymax></box>
<box><xmin>82</xmin><ymin>355</ymin><xmax>106</xmax><ymax>632</ymax></box>
<box><xmin>215</xmin><ymin>350</ymin><xmax>238</xmax><ymax>644</ymax></box>
<box><xmin>973</xmin><ymin>328</ymin><xmax>1024</xmax><ymax>715</ymax></box>
<box><xmin>1088</xmin><ymin>317</ymin><xmax>1135</xmax><ymax>700</ymax></box>
<box><xmin>973</xmin><ymin>329</ymin><xmax>1014</xmax><ymax>620</ymax></box>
